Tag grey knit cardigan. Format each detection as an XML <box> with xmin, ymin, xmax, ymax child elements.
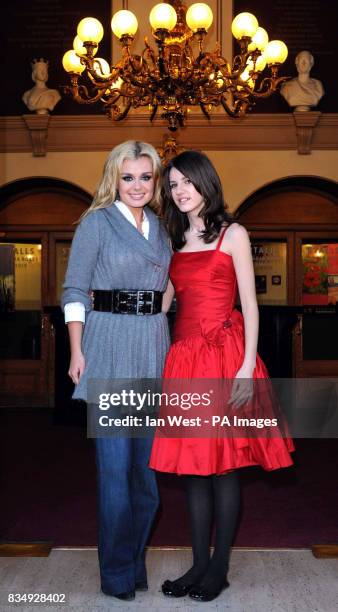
<box><xmin>61</xmin><ymin>203</ymin><xmax>172</xmax><ymax>401</ymax></box>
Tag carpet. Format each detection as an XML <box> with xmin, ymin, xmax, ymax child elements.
<box><xmin>1</xmin><ymin>409</ymin><xmax>337</xmax><ymax>548</ymax></box>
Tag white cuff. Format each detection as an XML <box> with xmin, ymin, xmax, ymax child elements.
<box><xmin>64</xmin><ymin>302</ymin><xmax>86</xmax><ymax>323</ymax></box>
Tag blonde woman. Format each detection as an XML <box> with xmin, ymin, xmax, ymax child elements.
<box><xmin>62</xmin><ymin>141</ymin><xmax>173</xmax><ymax>601</ymax></box>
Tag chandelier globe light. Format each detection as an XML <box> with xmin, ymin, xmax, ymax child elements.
<box><xmin>93</xmin><ymin>58</ymin><xmax>111</xmax><ymax>76</ymax></box>
<box><xmin>231</xmin><ymin>12</ymin><xmax>259</xmax><ymax>40</ymax></box>
<box><xmin>248</xmin><ymin>27</ymin><xmax>269</xmax><ymax>52</ymax></box>
<box><xmin>73</xmin><ymin>35</ymin><xmax>98</xmax><ymax>56</ymax></box>
<box><xmin>77</xmin><ymin>17</ymin><xmax>104</xmax><ymax>44</ymax></box>
<box><xmin>264</xmin><ymin>40</ymin><xmax>288</xmax><ymax>65</ymax></box>
<box><xmin>185</xmin><ymin>3</ymin><xmax>213</xmax><ymax>32</ymax></box>
<box><xmin>111</xmin><ymin>11</ymin><xmax>139</xmax><ymax>38</ymax></box>
<box><xmin>62</xmin><ymin>50</ymin><xmax>85</xmax><ymax>75</ymax></box>
<box><xmin>149</xmin><ymin>3</ymin><xmax>178</xmax><ymax>31</ymax></box>
<box><xmin>62</xmin><ymin>0</ymin><xmax>290</xmax><ymax>131</ymax></box>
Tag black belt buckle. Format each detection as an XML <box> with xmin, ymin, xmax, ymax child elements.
<box><xmin>115</xmin><ymin>290</ymin><xmax>134</xmax><ymax>314</ymax></box>
<box><xmin>137</xmin><ymin>290</ymin><xmax>154</xmax><ymax>315</ymax></box>
<box><xmin>114</xmin><ymin>290</ymin><xmax>156</xmax><ymax>315</ymax></box>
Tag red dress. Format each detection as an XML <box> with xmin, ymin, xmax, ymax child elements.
<box><xmin>149</xmin><ymin>229</ymin><xmax>294</xmax><ymax>475</ymax></box>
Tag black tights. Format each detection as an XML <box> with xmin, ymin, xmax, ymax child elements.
<box><xmin>173</xmin><ymin>471</ymin><xmax>240</xmax><ymax>590</ymax></box>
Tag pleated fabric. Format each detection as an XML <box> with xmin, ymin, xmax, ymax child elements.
<box><xmin>149</xmin><ymin>243</ymin><xmax>295</xmax><ymax>476</ymax></box>
<box><xmin>61</xmin><ymin>204</ymin><xmax>171</xmax><ymax>401</ymax></box>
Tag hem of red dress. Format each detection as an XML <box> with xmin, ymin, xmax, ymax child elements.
<box><xmin>149</xmin><ymin>455</ymin><xmax>294</xmax><ymax>477</ymax></box>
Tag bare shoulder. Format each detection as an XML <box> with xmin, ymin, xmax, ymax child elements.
<box><xmin>225</xmin><ymin>223</ymin><xmax>250</xmax><ymax>246</ymax></box>
<box><xmin>227</xmin><ymin>222</ymin><xmax>247</xmax><ymax>236</ymax></box>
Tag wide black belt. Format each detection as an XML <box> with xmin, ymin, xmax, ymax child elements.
<box><xmin>93</xmin><ymin>289</ymin><xmax>163</xmax><ymax>315</ymax></box>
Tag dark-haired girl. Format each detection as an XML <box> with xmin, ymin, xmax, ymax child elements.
<box><xmin>149</xmin><ymin>151</ymin><xmax>294</xmax><ymax>603</ymax></box>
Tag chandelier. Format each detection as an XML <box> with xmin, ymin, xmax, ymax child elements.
<box><xmin>62</xmin><ymin>1</ymin><xmax>289</xmax><ymax>131</ymax></box>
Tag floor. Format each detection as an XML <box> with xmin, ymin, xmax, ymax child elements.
<box><xmin>0</xmin><ymin>548</ymin><xmax>337</xmax><ymax>612</ymax></box>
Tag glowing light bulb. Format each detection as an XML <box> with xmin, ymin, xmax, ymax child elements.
<box><xmin>62</xmin><ymin>50</ymin><xmax>85</xmax><ymax>74</ymax></box>
<box><xmin>186</xmin><ymin>3</ymin><xmax>213</xmax><ymax>32</ymax></box>
<box><xmin>247</xmin><ymin>54</ymin><xmax>267</xmax><ymax>73</ymax></box>
<box><xmin>93</xmin><ymin>58</ymin><xmax>111</xmax><ymax>76</ymax></box>
<box><xmin>231</xmin><ymin>13</ymin><xmax>258</xmax><ymax>40</ymax></box>
<box><xmin>73</xmin><ymin>35</ymin><xmax>98</xmax><ymax>56</ymax></box>
<box><xmin>111</xmin><ymin>10</ymin><xmax>138</xmax><ymax>38</ymax></box>
<box><xmin>248</xmin><ymin>27</ymin><xmax>269</xmax><ymax>52</ymax></box>
<box><xmin>149</xmin><ymin>3</ymin><xmax>177</xmax><ymax>31</ymax></box>
<box><xmin>264</xmin><ymin>40</ymin><xmax>288</xmax><ymax>64</ymax></box>
<box><xmin>77</xmin><ymin>17</ymin><xmax>104</xmax><ymax>43</ymax></box>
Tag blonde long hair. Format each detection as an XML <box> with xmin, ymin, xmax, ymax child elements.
<box><xmin>82</xmin><ymin>141</ymin><xmax>162</xmax><ymax>219</ymax></box>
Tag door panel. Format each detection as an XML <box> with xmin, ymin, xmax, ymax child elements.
<box><xmin>0</xmin><ymin>235</ymin><xmax>53</xmax><ymax>407</ymax></box>
<box><xmin>294</xmin><ymin>232</ymin><xmax>338</xmax><ymax>377</ymax></box>
<box><xmin>0</xmin><ymin>183</ymin><xmax>89</xmax><ymax>408</ymax></box>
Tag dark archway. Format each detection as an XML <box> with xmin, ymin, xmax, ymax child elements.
<box><xmin>0</xmin><ymin>177</ymin><xmax>92</xmax><ymax>408</ymax></box>
<box><xmin>0</xmin><ymin>177</ymin><xmax>91</xmax><ymax>211</ymax></box>
<box><xmin>234</xmin><ymin>175</ymin><xmax>338</xmax><ymax>378</ymax></box>
<box><xmin>0</xmin><ymin>177</ymin><xmax>92</xmax><ymax>228</ymax></box>
<box><xmin>236</xmin><ymin>176</ymin><xmax>338</xmax><ymax>223</ymax></box>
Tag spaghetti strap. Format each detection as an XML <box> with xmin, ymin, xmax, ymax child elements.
<box><xmin>216</xmin><ymin>226</ymin><xmax>228</xmax><ymax>251</ymax></box>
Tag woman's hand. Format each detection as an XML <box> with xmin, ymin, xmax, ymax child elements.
<box><xmin>67</xmin><ymin>321</ymin><xmax>85</xmax><ymax>384</ymax></box>
<box><xmin>228</xmin><ymin>365</ymin><xmax>254</xmax><ymax>409</ymax></box>
<box><xmin>68</xmin><ymin>351</ymin><xmax>85</xmax><ymax>385</ymax></box>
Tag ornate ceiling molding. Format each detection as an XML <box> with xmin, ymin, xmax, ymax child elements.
<box><xmin>1</xmin><ymin>113</ymin><xmax>338</xmax><ymax>155</ymax></box>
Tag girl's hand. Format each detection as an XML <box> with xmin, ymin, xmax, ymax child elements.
<box><xmin>68</xmin><ymin>352</ymin><xmax>85</xmax><ymax>385</ymax></box>
<box><xmin>228</xmin><ymin>365</ymin><xmax>254</xmax><ymax>409</ymax></box>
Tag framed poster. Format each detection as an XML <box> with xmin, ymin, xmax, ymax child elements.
<box><xmin>252</xmin><ymin>241</ymin><xmax>287</xmax><ymax>305</ymax></box>
<box><xmin>302</xmin><ymin>242</ymin><xmax>338</xmax><ymax>305</ymax></box>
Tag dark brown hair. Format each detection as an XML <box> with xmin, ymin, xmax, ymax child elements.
<box><xmin>162</xmin><ymin>150</ymin><xmax>232</xmax><ymax>250</ymax></box>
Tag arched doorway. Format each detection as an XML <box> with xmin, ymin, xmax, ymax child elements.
<box><xmin>0</xmin><ymin>177</ymin><xmax>91</xmax><ymax>407</ymax></box>
<box><xmin>236</xmin><ymin>176</ymin><xmax>338</xmax><ymax>377</ymax></box>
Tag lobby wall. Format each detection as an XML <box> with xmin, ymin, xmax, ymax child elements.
<box><xmin>2</xmin><ymin>149</ymin><xmax>338</xmax><ymax>212</ymax></box>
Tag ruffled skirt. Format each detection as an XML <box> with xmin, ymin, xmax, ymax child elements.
<box><xmin>149</xmin><ymin>312</ymin><xmax>294</xmax><ymax>475</ymax></box>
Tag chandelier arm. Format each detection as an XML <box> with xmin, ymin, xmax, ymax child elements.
<box><xmin>230</xmin><ymin>52</ymin><xmax>252</xmax><ymax>79</ymax></box>
<box><xmin>200</xmin><ymin>103</ymin><xmax>211</xmax><ymax>119</ymax></box>
<box><xmin>106</xmin><ymin>101</ymin><xmax>132</xmax><ymax>121</ymax></box>
<box><xmin>150</xmin><ymin>104</ymin><xmax>158</xmax><ymax>122</ymax></box>
<box><xmin>220</xmin><ymin>94</ymin><xmax>248</xmax><ymax>119</ymax></box>
<box><xmin>128</xmin><ymin>55</ymin><xmax>145</xmax><ymax>73</ymax></box>
<box><xmin>143</xmin><ymin>38</ymin><xmax>157</xmax><ymax>67</ymax></box>
<box><xmin>195</xmin><ymin>52</ymin><xmax>218</xmax><ymax>74</ymax></box>
<box><xmin>184</xmin><ymin>41</ymin><xmax>196</xmax><ymax>66</ymax></box>
<box><xmin>85</xmin><ymin>72</ymin><xmax>116</xmax><ymax>88</ymax></box>
<box><xmin>79</xmin><ymin>56</ymin><xmax>119</xmax><ymax>84</ymax></box>
<box><xmin>252</xmin><ymin>75</ymin><xmax>290</xmax><ymax>98</ymax></box>
<box><xmin>64</xmin><ymin>81</ymin><xmax>109</xmax><ymax>105</ymax></box>
<box><xmin>122</xmin><ymin>74</ymin><xmax>153</xmax><ymax>90</ymax></box>
<box><xmin>101</xmin><ymin>89</ymin><xmax>122</xmax><ymax>104</ymax></box>
<box><xmin>156</xmin><ymin>39</ymin><xmax>167</xmax><ymax>77</ymax></box>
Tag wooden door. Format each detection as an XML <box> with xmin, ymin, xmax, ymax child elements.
<box><xmin>293</xmin><ymin>231</ymin><xmax>338</xmax><ymax>377</ymax></box>
<box><xmin>0</xmin><ymin>232</ymin><xmax>54</xmax><ymax>406</ymax></box>
<box><xmin>0</xmin><ymin>181</ymin><xmax>89</xmax><ymax>407</ymax></box>
<box><xmin>238</xmin><ymin>183</ymin><xmax>338</xmax><ymax>378</ymax></box>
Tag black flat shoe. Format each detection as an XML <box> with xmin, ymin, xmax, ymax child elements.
<box><xmin>162</xmin><ymin>579</ymin><xmax>196</xmax><ymax>598</ymax></box>
<box><xmin>135</xmin><ymin>581</ymin><xmax>148</xmax><ymax>591</ymax></box>
<box><xmin>189</xmin><ymin>579</ymin><xmax>229</xmax><ymax>602</ymax></box>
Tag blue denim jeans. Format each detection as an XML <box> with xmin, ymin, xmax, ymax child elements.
<box><xmin>95</xmin><ymin>437</ymin><xmax>159</xmax><ymax>594</ymax></box>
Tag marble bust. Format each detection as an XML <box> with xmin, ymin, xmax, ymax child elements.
<box><xmin>22</xmin><ymin>59</ymin><xmax>61</xmax><ymax>114</ymax></box>
<box><xmin>280</xmin><ymin>50</ymin><xmax>324</xmax><ymax>112</ymax></box>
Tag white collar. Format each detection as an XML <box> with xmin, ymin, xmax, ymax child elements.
<box><xmin>114</xmin><ymin>200</ymin><xmax>149</xmax><ymax>239</ymax></box>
